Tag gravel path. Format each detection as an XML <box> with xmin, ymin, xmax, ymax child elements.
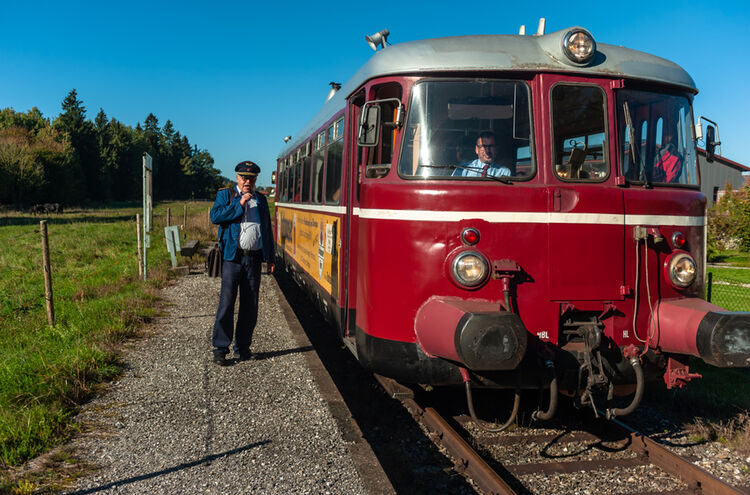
<box><xmin>64</xmin><ymin>270</ymin><xmax>370</xmax><ymax>494</ymax></box>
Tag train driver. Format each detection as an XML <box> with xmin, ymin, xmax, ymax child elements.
<box><xmin>652</xmin><ymin>134</ymin><xmax>682</xmax><ymax>183</ymax></box>
<box><xmin>453</xmin><ymin>131</ymin><xmax>512</xmax><ymax>178</ymax></box>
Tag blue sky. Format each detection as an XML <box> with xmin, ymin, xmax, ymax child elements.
<box><xmin>2</xmin><ymin>1</ymin><xmax>748</xmax><ymax>188</ymax></box>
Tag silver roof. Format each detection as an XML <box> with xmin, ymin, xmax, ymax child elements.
<box><xmin>280</xmin><ymin>27</ymin><xmax>696</xmax><ymax>157</ymax></box>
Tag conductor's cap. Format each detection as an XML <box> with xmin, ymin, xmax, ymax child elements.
<box><xmin>235</xmin><ymin>161</ymin><xmax>260</xmax><ymax>176</ymax></box>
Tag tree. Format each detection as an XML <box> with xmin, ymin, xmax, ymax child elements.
<box><xmin>53</xmin><ymin>90</ymin><xmax>100</xmax><ymax>199</ymax></box>
<box><xmin>708</xmin><ymin>183</ymin><xmax>750</xmax><ymax>257</ymax></box>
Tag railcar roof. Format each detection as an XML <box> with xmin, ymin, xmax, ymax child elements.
<box><xmin>279</xmin><ymin>28</ymin><xmax>696</xmax><ymax>157</ymax></box>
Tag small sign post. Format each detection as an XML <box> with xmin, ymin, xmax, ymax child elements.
<box><xmin>164</xmin><ymin>225</ymin><xmax>181</xmax><ymax>268</ymax></box>
<box><xmin>142</xmin><ymin>152</ymin><xmax>153</xmax><ymax>279</ymax></box>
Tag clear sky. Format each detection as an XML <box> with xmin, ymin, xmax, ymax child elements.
<box><xmin>2</xmin><ymin>0</ymin><xmax>748</xmax><ymax>188</ymax></box>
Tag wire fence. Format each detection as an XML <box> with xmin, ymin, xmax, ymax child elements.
<box><xmin>706</xmin><ymin>272</ymin><xmax>750</xmax><ymax>311</ymax></box>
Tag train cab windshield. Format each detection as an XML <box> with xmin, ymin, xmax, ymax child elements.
<box><xmin>617</xmin><ymin>90</ymin><xmax>698</xmax><ymax>186</ymax></box>
<box><xmin>398</xmin><ymin>80</ymin><xmax>534</xmax><ymax>180</ymax></box>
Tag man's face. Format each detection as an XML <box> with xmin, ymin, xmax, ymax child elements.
<box><xmin>237</xmin><ymin>174</ymin><xmax>256</xmax><ymax>193</ymax></box>
<box><xmin>475</xmin><ymin>137</ymin><xmax>496</xmax><ymax>164</ymax></box>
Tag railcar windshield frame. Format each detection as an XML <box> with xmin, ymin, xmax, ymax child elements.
<box><xmin>397</xmin><ymin>78</ymin><xmax>535</xmax><ymax>181</ymax></box>
<box><xmin>616</xmin><ymin>88</ymin><xmax>699</xmax><ymax>188</ymax></box>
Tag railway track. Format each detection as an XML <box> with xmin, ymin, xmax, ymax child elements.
<box><xmin>375</xmin><ymin>374</ymin><xmax>750</xmax><ymax>495</ymax></box>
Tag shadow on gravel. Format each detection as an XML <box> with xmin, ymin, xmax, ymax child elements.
<box><xmin>65</xmin><ymin>440</ymin><xmax>270</xmax><ymax>494</ymax></box>
<box><xmin>274</xmin><ymin>271</ymin><xmax>478</xmax><ymax>495</ymax></box>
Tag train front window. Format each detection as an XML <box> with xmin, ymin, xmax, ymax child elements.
<box><xmin>399</xmin><ymin>80</ymin><xmax>534</xmax><ymax>180</ymax></box>
<box><xmin>551</xmin><ymin>84</ymin><xmax>609</xmax><ymax>182</ymax></box>
<box><xmin>617</xmin><ymin>90</ymin><xmax>698</xmax><ymax>186</ymax></box>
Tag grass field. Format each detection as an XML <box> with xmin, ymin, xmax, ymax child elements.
<box><xmin>706</xmin><ymin>264</ymin><xmax>750</xmax><ymax>312</ymax></box>
<box><xmin>0</xmin><ymin>201</ymin><xmax>216</xmax><ymax>475</ymax></box>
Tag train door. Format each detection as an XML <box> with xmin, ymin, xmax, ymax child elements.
<box><xmin>541</xmin><ymin>75</ymin><xmax>626</xmax><ymax>302</ymax></box>
<box><xmin>342</xmin><ymin>89</ymin><xmax>366</xmax><ymax>345</ymax></box>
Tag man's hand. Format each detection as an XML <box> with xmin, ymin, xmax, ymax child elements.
<box><xmin>240</xmin><ymin>192</ymin><xmax>252</xmax><ymax>206</ymax></box>
<box><xmin>267</xmin><ymin>262</ymin><xmax>275</xmax><ymax>275</ymax></box>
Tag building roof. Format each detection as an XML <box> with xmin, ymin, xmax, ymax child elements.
<box><xmin>697</xmin><ymin>148</ymin><xmax>750</xmax><ymax>172</ymax></box>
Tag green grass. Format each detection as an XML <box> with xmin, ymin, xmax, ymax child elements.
<box><xmin>709</xmin><ymin>250</ymin><xmax>750</xmax><ymax>267</ymax></box>
<box><xmin>706</xmin><ymin>263</ymin><xmax>750</xmax><ymax>312</ymax></box>
<box><xmin>0</xmin><ymin>201</ymin><xmax>216</xmax><ymax>478</ymax></box>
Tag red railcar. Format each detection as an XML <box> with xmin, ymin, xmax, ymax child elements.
<box><xmin>274</xmin><ymin>25</ymin><xmax>749</xmax><ymax>420</ymax></box>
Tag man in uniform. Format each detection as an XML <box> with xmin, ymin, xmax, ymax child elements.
<box><xmin>210</xmin><ymin>161</ymin><xmax>274</xmax><ymax>366</ymax></box>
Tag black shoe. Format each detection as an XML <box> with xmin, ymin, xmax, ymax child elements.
<box><xmin>213</xmin><ymin>354</ymin><xmax>231</xmax><ymax>366</ymax></box>
<box><xmin>238</xmin><ymin>352</ymin><xmax>258</xmax><ymax>362</ymax></box>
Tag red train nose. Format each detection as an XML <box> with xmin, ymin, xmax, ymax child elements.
<box><xmin>415</xmin><ymin>297</ymin><xmax>528</xmax><ymax>370</ymax></box>
<box><xmin>651</xmin><ymin>298</ymin><xmax>750</xmax><ymax>367</ymax></box>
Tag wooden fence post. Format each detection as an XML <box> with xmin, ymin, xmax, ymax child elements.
<box><xmin>136</xmin><ymin>214</ymin><xmax>143</xmax><ymax>279</ymax></box>
<box><xmin>166</xmin><ymin>207</ymin><xmax>171</xmax><ymax>227</ymax></box>
<box><xmin>207</xmin><ymin>207</ymin><xmax>211</xmax><ymax>228</ymax></box>
<box><xmin>40</xmin><ymin>220</ymin><xmax>54</xmax><ymax>326</ymax></box>
<box><xmin>183</xmin><ymin>204</ymin><xmax>187</xmax><ymax>229</ymax></box>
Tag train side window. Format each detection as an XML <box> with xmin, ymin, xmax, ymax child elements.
<box><xmin>291</xmin><ymin>153</ymin><xmax>302</xmax><ymax>203</ymax></box>
<box><xmin>301</xmin><ymin>143</ymin><xmax>311</xmax><ymax>203</ymax></box>
<box><xmin>551</xmin><ymin>84</ymin><xmax>609</xmax><ymax>182</ymax></box>
<box><xmin>363</xmin><ymin>83</ymin><xmax>402</xmax><ymax>179</ymax></box>
<box><xmin>326</xmin><ymin>117</ymin><xmax>344</xmax><ymax>203</ymax></box>
<box><xmin>312</xmin><ymin>132</ymin><xmax>325</xmax><ymax>204</ymax></box>
<box><xmin>283</xmin><ymin>158</ymin><xmax>291</xmax><ymax>202</ymax></box>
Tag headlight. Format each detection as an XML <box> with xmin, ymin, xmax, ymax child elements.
<box><xmin>667</xmin><ymin>252</ymin><xmax>696</xmax><ymax>288</ymax></box>
<box><xmin>562</xmin><ymin>29</ymin><xmax>596</xmax><ymax>64</ymax></box>
<box><xmin>451</xmin><ymin>251</ymin><xmax>489</xmax><ymax>288</ymax></box>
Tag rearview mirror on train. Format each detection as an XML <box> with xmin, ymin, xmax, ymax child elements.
<box><xmin>358</xmin><ymin>104</ymin><xmax>380</xmax><ymax>147</ymax></box>
<box><xmin>705</xmin><ymin>125</ymin><xmax>720</xmax><ymax>163</ymax></box>
<box><xmin>358</xmin><ymin>98</ymin><xmax>405</xmax><ymax>147</ymax></box>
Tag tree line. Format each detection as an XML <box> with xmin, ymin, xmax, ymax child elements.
<box><xmin>0</xmin><ymin>89</ymin><xmax>228</xmax><ymax>206</ymax></box>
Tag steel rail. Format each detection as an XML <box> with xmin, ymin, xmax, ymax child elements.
<box><xmin>606</xmin><ymin>415</ymin><xmax>748</xmax><ymax>495</ymax></box>
<box><xmin>375</xmin><ymin>374</ymin><xmax>747</xmax><ymax>495</ymax></box>
<box><xmin>374</xmin><ymin>374</ymin><xmax>517</xmax><ymax>495</ymax></box>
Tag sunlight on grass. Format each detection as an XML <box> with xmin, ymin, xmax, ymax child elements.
<box><xmin>0</xmin><ymin>201</ymin><xmax>216</xmax><ymax>470</ymax></box>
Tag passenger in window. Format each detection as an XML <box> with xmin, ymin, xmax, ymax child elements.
<box><xmin>652</xmin><ymin>136</ymin><xmax>682</xmax><ymax>183</ymax></box>
<box><xmin>453</xmin><ymin>132</ymin><xmax>512</xmax><ymax>178</ymax></box>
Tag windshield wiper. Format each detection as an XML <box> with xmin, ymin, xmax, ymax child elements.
<box><xmin>420</xmin><ymin>164</ymin><xmax>512</xmax><ymax>184</ymax></box>
<box><xmin>622</xmin><ymin>101</ymin><xmax>650</xmax><ymax>188</ymax></box>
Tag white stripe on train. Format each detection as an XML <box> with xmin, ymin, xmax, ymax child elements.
<box><xmin>275</xmin><ymin>203</ymin><xmax>705</xmax><ymax>227</ymax></box>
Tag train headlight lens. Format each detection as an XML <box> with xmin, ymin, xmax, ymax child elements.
<box><xmin>563</xmin><ymin>29</ymin><xmax>596</xmax><ymax>64</ymax></box>
<box><xmin>452</xmin><ymin>252</ymin><xmax>489</xmax><ymax>288</ymax></box>
<box><xmin>667</xmin><ymin>253</ymin><xmax>696</xmax><ymax>288</ymax></box>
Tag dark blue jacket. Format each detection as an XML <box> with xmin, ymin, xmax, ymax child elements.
<box><xmin>210</xmin><ymin>187</ymin><xmax>274</xmax><ymax>262</ymax></box>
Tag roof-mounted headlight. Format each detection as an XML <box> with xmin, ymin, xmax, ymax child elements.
<box><xmin>562</xmin><ymin>29</ymin><xmax>596</xmax><ymax>64</ymax></box>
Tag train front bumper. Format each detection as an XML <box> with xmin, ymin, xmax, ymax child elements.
<box><xmin>651</xmin><ymin>298</ymin><xmax>750</xmax><ymax>367</ymax></box>
<box><xmin>415</xmin><ymin>297</ymin><xmax>528</xmax><ymax>371</ymax></box>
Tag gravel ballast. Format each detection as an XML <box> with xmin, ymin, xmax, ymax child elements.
<box><xmin>64</xmin><ymin>269</ymin><xmax>377</xmax><ymax>494</ymax></box>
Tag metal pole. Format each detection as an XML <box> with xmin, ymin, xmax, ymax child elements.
<box><xmin>707</xmin><ymin>272</ymin><xmax>713</xmax><ymax>302</ymax></box>
<box><xmin>40</xmin><ymin>220</ymin><xmax>54</xmax><ymax>326</ymax></box>
<box><xmin>136</xmin><ymin>214</ymin><xmax>143</xmax><ymax>279</ymax></box>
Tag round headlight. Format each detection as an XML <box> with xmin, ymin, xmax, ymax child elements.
<box><xmin>563</xmin><ymin>29</ymin><xmax>596</xmax><ymax>64</ymax></box>
<box><xmin>667</xmin><ymin>253</ymin><xmax>696</xmax><ymax>288</ymax></box>
<box><xmin>451</xmin><ymin>251</ymin><xmax>489</xmax><ymax>288</ymax></box>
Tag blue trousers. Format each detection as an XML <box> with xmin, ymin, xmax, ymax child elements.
<box><xmin>212</xmin><ymin>251</ymin><xmax>263</xmax><ymax>355</ymax></box>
